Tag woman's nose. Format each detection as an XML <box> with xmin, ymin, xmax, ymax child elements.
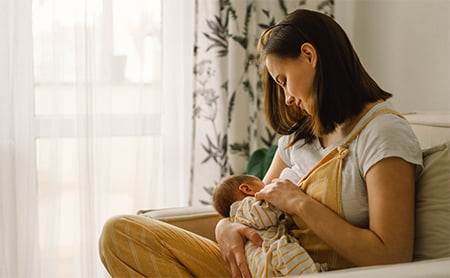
<box><xmin>285</xmin><ymin>95</ymin><xmax>296</xmax><ymax>106</ymax></box>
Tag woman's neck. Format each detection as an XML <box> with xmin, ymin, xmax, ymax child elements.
<box><xmin>319</xmin><ymin>100</ymin><xmax>384</xmax><ymax>148</ymax></box>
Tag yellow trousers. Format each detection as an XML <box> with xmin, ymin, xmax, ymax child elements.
<box><xmin>99</xmin><ymin>215</ymin><xmax>230</xmax><ymax>277</ymax></box>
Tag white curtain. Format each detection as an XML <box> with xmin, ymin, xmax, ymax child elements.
<box><xmin>1</xmin><ymin>0</ymin><xmax>39</xmax><ymax>277</ymax></box>
<box><xmin>190</xmin><ymin>0</ymin><xmax>334</xmax><ymax>205</ymax></box>
<box><xmin>0</xmin><ymin>0</ymin><xmax>193</xmax><ymax>277</ymax></box>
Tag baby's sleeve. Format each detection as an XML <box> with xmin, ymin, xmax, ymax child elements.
<box><xmin>231</xmin><ymin>197</ymin><xmax>283</xmax><ymax>230</ymax></box>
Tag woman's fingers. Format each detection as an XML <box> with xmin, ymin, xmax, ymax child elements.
<box><xmin>242</xmin><ymin>226</ymin><xmax>262</xmax><ymax>247</ymax></box>
<box><xmin>221</xmin><ymin>239</ymin><xmax>251</xmax><ymax>278</ymax></box>
<box><xmin>216</xmin><ymin>220</ymin><xmax>262</xmax><ymax>278</ymax></box>
<box><xmin>255</xmin><ymin>179</ymin><xmax>304</xmax><ymax>214</ymax></box>
<box><xmin>236</xmin><ymin>253</ymin><xmax>252</xmax><ymax>278</ymax></box>
<box><xmin>221</xmin><ymin>225</ymin><xmax>260</xmax><ymax>278</ymax></box>
<box><xmin>231</xmin><ymin>226</ymin><xmax>262</xmax><ymax>277</ymax></box>
<box><xmin>226</xmin><ymin>247</ymin><xmax>252</xmax><ymax>278</ymax></box>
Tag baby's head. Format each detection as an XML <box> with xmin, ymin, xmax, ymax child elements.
<box><xmin>212</xmin><ymin>174</ymin><xmax>264</xmax><ymax>217</ymax></box>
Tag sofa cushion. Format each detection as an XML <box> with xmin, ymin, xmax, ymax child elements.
<box><xmin>414</xmin><ymin>141</ymin><xmax>450</xmax><ymax>260</ymax></box>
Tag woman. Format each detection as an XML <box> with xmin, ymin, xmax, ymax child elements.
<box><xmin>216</xmin><ymin>9</ymin><xmax>422</xmax><ymax>277</ymax></box>
<box><xmin>99</xmin><ymin>9</ymin><xmax>422</xmax><ymax>277</ymax></box>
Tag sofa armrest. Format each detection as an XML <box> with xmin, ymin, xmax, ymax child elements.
<box><xmin>137</xmin><ymin>205</ymin><xmax>222</xmax><ymax>242</ymax></box>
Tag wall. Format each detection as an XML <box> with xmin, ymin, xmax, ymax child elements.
<box><xmin>335</xmin><ymin>0</ymin><xmax>450</xmax><ymax>113</ymax></box>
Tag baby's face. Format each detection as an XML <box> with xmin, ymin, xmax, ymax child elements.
<box><xmin>250</xmin><ymin>180</ymin><xmax>265</xmax><ymax>194</ymax></box>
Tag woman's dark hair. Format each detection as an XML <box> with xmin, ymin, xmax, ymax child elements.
<box><xmin>258</xmin><ymin>9</ymin><xmax>392</xmax><ymax>146</ymax></box>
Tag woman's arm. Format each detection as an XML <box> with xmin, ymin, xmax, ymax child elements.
<box><xmin>214</xmin><ymin>150</ymin><xmax>287</xmax><ymax>277</ymax></box>
<box><xmin>262</xmin><ymin>150</ymin><xmax>288</xmax><ymax>184</ymax></box>
<box><xmin>215</xmin><ymin>219</ymin><xmax>262</xmax><ymax>278</ymax></box>
<box><xmin>255</xmin><ymin>157</ymin><xmax>415</xmax><ymax>266</ymax></box>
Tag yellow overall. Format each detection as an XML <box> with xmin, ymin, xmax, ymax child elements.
<box><xmin>290</xmin><ymin>108</ymin><xmax>401</xmax><ymax>270</ymax></box>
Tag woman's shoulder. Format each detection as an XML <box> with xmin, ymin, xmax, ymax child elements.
<box><xmin>354</xmin><ymin>103</ymin><xmax>423</xmax><ymax>175</ymax></box>
<box><xmin>361</xmin><ymin>108</ymin><xmax>414</xmax><ymax>140</ymax></box>
<box><xmin>356</xmin><ymin>101</ymin><xmax>412</xmax><ymax>138</ymax></box>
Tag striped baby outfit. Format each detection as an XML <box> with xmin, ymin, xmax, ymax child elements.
<box><xmin>230</xmin><ymin>197</ymin><xmax>319</xmax><ymax>277</ymax></box>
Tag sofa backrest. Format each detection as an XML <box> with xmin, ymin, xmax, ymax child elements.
<box><xmin>404</xmin><ymin>112</ymin><xmax>450</xmax><ymax>261</ymax></box>
<box><xmin>405</xmin><ymin>112</ymin><xmax>450</xmax><ymax>148</ymax></box>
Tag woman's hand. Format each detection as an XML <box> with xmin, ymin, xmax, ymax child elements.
<box><xmin>255</xmin><ymin>178</ymin><xmax>305</xmax><ymax>215</ymax></box>
<box><xmin>215</xmin><ymin>218</ymin><xmax>262</xmax><ymax>278</ymax></box>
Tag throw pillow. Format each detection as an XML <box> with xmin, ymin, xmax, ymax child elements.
<box><xmin>413</xmin><ymin>141</ymin><xmax>450</xmax><ymax>260</ymax></box>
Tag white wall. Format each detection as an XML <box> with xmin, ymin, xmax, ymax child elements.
<box><xmin>335</xmin><ymin>0</ymin><xmax>450</xmax><ymax>113</ymax></box>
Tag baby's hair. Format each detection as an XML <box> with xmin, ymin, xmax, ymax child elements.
<box><xmin>212</xmin><ymin>175</ymin><xmax>261</xmax><ymax>217</ymax></box>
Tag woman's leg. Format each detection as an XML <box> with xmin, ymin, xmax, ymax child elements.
<box><xmin>99</xmin><ymin>215</ymin><xmax>230</xmax><ymax>277</ymax></box>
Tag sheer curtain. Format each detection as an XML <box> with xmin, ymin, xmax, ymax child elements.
<box><xmin>1</xmin><ymin>0</ymin><xmax>39</xmax><ymax>277</ymax></box>
<box><xmin>0</xmin><ymin>0</ymin><xmax>193</xmax><ymax>277</ymax></box>
<box><xmin>190</xmin><ymin>0</ymin><xmax>334</xmax><ymax>205</ymax></box>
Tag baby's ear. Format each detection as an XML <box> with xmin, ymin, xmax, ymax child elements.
<box><xmin>238</xmin><ymin>183</ymin><xmax>252</xmax><ymax>195</ymax></box>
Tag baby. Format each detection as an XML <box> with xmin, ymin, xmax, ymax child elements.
<box><xmin>212</xmin><ymin>174</ymin><xmax>320</xmax><ymax>277</ymax></box>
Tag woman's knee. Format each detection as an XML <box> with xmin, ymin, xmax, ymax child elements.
<box><xmin>99</xmin><ymin>215</ymin><xmax>166</xmax><ymax>276</ymax></box>
<box><xmin>100</xmin><ymin>215</ymin><xmax>150</xmax><ymax>245</ymax></box>
<box><xmin>99</xmin><ymin>215</ymin><xmax>128</xmax><ymax>255</ymax></box>
<box><xmin>99</xmin><ymin>215</ymin><xmax>163</xmax><ymax>251</ymax></box>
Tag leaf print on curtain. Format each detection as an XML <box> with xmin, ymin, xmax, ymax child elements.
<box><xmin>191</xmin><ymin>0</ymin><xmax>334</xmax><ymax>206</ymax></box>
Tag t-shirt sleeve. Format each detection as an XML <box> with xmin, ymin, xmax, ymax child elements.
<box><xmin>277</xmin><ymin>135</ymin><xmax>292</xmax><ymax>167</ymax></box>
<box><xmin>356</xmin><ymin>114</ymin><xmax>423</xmax><ymax>178</ymax></box>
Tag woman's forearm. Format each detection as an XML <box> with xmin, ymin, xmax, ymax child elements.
<box><xmin>295</xmin><ymin>189</ymin><xmax>413</xmax><ymax>266</ymax></box>
<box><xmin>291</xmin><ymin>157</ymin><xmax>415</xmax><ymax>266</ymax></box>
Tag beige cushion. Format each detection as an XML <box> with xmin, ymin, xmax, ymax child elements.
<box><xmin>413</xmin><ymin>141</ymin><xmax>450</xmax><ymax>260</ymax></box>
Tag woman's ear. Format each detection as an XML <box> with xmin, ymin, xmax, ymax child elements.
<box><xmin>300</xmin><ymin>43</ymin><xmax>317</xmax><ymax>68</ymax></box>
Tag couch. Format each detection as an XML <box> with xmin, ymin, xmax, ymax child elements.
<box><xmin>138</xmin><ymin>111</ymin><xmax>450</xmax><ymax>277</ymax></box>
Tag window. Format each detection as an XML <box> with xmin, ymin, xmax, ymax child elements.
<box><xmin>32</xmin><ymin>0</ymin><xmax>193</xmax><ymax>275</ymax></box>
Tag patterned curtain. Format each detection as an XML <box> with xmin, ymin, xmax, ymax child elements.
<box><xmin>191</xmin><ymin>0</ymin><xmax>334</xmax><ymax>205</ymax></box>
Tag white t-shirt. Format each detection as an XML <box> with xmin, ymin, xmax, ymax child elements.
<box><xmin>278</xmin><ymin>101</ymin><xmax>423</xmax><ymax>228</ymax></box>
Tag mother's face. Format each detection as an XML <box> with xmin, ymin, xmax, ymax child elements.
<box><xmin>264</xmin><ymin>43</ymin><xmax>317</xmax><ymax>115</ymax></box>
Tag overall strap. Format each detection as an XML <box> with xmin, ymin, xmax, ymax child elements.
<box><xmin>297</xmin><ymin>108</ymin><xmax>403</xmax><ymax>186</ymax></box>
<box><xmin>343</xmin><ymin>108</ymin><xmax>404</xmax><ymax>146</ymax></box>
